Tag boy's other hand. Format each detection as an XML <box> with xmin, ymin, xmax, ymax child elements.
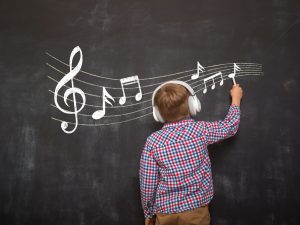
<box><xmin>145</xmin><ymin>217</ymin><xmax>155</xmax><ymax>225</ymax></box>
<box><xmin>230</xmin><ymin>84</ymin><xmax>243</xmax><ymax>106</ymax></box>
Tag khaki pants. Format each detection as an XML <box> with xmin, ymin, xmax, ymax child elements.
<box><xmin>155</xmin><ymin>206</ymin><xmax>210</xmax><ymax>225</ymax></box>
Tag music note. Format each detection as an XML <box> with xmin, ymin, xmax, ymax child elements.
<box><xmin>92</xmin><ymin>87</ymin><xmax>115</xmax><ymax>120</ymax></box>
<box><xmin>228</xmin><ymin>63</ymin><xmax>241</xmax><ymax>85</ymax></box>
<box><xmin>203</xmin><ymin>72</ymin><xmax>223</xmax><ymax>94</ymax></box>
<box><xmin>54</xmin><ymin>46</ymin><xmax>86</xmax><ymax>134</ymax></box>
<box><xmin>119</xmin><ymin>75</ymin><xmax>142</xmax><ymax>105</ymax></box>
<box><xmin>191</xmin><ymin>61</ymin><xmax>205</xmax><ymax>80</ymax></box>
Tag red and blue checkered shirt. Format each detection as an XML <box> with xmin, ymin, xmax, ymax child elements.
<box><xmin>139</xmin><ymin>105</ymin><xmax>240</xmax><ymax>218</ymax></box>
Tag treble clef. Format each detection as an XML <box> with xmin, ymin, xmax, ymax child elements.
<box><xmin>54</xmin><ymin>46</ymin><xmax>86</xmax><ymax>134</ymax></box>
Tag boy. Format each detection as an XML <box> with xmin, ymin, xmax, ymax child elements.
<box><xmin>139</xmin><ymin>82</ymin><xmax>243</xmax><ymax>225</ymax></box>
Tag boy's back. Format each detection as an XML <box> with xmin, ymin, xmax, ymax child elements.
<box><xmin>139</xmin><ymin>82</ymin><xmax>243</xmax><ymax>225</ymax></box>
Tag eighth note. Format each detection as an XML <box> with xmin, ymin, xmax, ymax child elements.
<box><xmin>203</xmin><ymin>72</ymin><xmax>223</xmax><ymax>94</ymax></box>
<box><xmin>119</xmin><ymin>75</ymin><xmax>142</xmax><ymax>105</ymax></box>
<box><xmin>191</xmin><ymin>61</ymin><xmax>205</xmax><ymax>80</ymax></box>
<box><xmin>92</xmin><ymin>87</ymin><xmax>115</xmax><ymax>120</ymax></box>
<box><xmin>228</xmin><ymin>63</ymin><xmax>241</xmax><ymax>85</ymax></box>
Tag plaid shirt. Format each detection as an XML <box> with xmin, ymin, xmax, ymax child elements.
<box><xmin>139</xmin><ymin>105</ymin><xmax>240</xmax><ymax>218</ymax></box>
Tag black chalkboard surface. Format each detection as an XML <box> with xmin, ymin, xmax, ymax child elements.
<box><xmin>0</xmin><ymin>0</ymin><xmax>299</xmax><ymax>225</ymax></box>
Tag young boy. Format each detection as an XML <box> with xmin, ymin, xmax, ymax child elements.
<box><xmin>139</xmin><ymin>82</ymin><xmax>243</xmax><ymax>225</ymax></box>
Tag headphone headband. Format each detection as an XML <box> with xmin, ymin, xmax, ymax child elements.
<box><xmin>151</xmin><ymin>80</ymin><xmax>195</xmax><ymax>106</ymax></box>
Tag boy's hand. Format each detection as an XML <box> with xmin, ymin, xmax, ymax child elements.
<box><xmin>230</xmin><ymin>84</ymin><xmax>243</xmax><ymax>106</ymax></box>
<box><xmin>145</xmin><ymin>217</ymin><xmax>155</xmax><ymax>225</ymax></box>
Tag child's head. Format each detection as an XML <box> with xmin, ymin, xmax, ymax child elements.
<box><xmin>154</xmin><ymin>83</ymin><xmax>190</xmax><ymax>122</ymax></box>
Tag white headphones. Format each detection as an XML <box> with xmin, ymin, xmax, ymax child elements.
<box><xmin>152</xmin><ymin>80</ymin><xmax>201</xmax><ymax>123</ymax></box>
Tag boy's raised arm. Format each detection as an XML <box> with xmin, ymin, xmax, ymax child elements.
<box><xmin>202</xmin><ymin>85</ymin><xmax>243</xmax><ymax>145</ymax></box>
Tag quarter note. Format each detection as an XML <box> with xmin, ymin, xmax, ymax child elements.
<box><xmin>203</xmin><ymin>72</ymin><xmax>223</xmax><ymax>94</ymax></box>
<box><xmin>119</xmin><ymin>75</ymin><xmax>142</xmax><ymax>105</ymax></box>
<box><xmin>54</xmin><ymin>46</ymin><xmax>86</xmax><ymax>134</ymax></box>
<box><xmin>191</xmin><ymin>61</ymin><xmax>205</xmax><ymax>80</ymax></box>
<box><xmin>92</xmin><ymin>87</ymin><xmax>115</xmax><ymax>120</ymax></box>
<box><xmin>228</xmin><ymin>63</ymin><xmax>241</xmax><ymax>86</ymax></box>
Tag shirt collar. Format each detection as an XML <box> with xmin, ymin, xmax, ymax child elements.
<box><xmin>163</xmin><ymin>117</ymin><xmax>194</xmax><ymax>128</ymax></box>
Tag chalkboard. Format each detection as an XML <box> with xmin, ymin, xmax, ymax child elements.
<box><xmin>0</xmin><ymin>0</ymin><xmax>299</xmax><ymax>225</ymax></box>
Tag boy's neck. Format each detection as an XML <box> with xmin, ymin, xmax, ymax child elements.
<box><xmin>167</xmin><ymin>114</ymin><xmax>191</xmax><ymax>123</ymax></box>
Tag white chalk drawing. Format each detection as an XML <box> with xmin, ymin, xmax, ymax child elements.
<box><xmin>53</xmin><ymin>46</ymin><xmax>86</xmax><ymax>134</ymax></box>
<box><xmin>228</xmin><ymin>63</ymin><xmax>241</xmax><ymax>85</ymax></box>
<box><xmin>191</xmin><ymin>61</ymin><xmax>205</xmax><ymax>80</ymax></box>
<box><xmin>47</xmin><ymin>46</ymin><xmax>264</xmax><ymax>134</ymax></box>
<box><xmin>92</xmin><ymin>87</ymin><xmax>115</xmax><ymax>120</ymax></box>
<box><xmin>203</xmin><ymin>72</ymin><xmax>224</xmax><ymax>94</ymax></box>
<box><xmin>50</xmin><ymin>74</ymin><xmax>261</xmax><ymax>127</ymax></box>
<box><xmin>119</xmin><ymin>75</ymin><xmax>142</xmax><ymax>105</ymax></box>
<box><xmin>48</xmin><ymin>65</ymin><xmax>261</xmax><ymax>100</ymax></box>
<box><xmin>47</xmin><ymin>61</ymin><xmax>261</xmax><ymax>90</ymax></box>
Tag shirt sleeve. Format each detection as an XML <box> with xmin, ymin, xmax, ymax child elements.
<box><xmin>139</xmin><ymin>139</ymin><xmax>159</xmax><ymax>218</ymax></box>
<box><xmin>202</xmin><ymin>105</ymin><xmax>241</xmax><ymax>145</ymax></box>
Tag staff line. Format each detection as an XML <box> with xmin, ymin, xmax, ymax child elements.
<box><xmin>49</xmin><ymin>89</ymin><xmax>152</xmax><ymax>108</ymax></box>
<box><xmin>50</xmin><ymin>103</ymin><xmax>153</xmax><ymax>117</ymax></box>
<box><xmin>49</xmin><ymin>71</ymin><xmax>263</xmax><ymax>109</ymax></box>
<box><xmin>193</xmin><ymin>71</ymin><xmax>263</xmax><ymax>90</ymax></box>
<box><xmin>189</xmin><ymin>70</ymin><xmax>262</xmax><ymax>87</ymax></box>
<box><xmin>194</xmin><ymin>73</ymin><xmax>263</xmax><ymax>93</ymax></box>
<box><xmin>48</xmin><ymin>65</ymin><xmax>260</xmax><ymax>94</ymax></box>
<box><xmin>46</xmin><ymin>63</ymin><xmax>261</xmax><ymax>90</ymax></box>
<box><xmin>51</xmin><ymin>112</ymin><xmax>154</xmax><ymax>126</ymax></box>
<box><xmin>47</xmin><ymin>66</ymin><xmax>243</xmax><ymax>97</ymax></box>
<box><xmin>47</xmin><ymin>62</ymin><xmax>230</xmax><ymax>90</ymax></box>
<box><xmin>46</xmin><ymin>51</ymin><xmax>261</xmax><ymax>81</ymax></box>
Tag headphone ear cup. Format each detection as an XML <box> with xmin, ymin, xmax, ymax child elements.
<box><xmin>196</xmin><ymin>97</ymin><xmax>201</xmax><ymax>113</ymax></box>
<box><xmin>188</xmin><ymin>96</ymin><xmax>197</xmax><ymax>116</ymax></box>
<box><xmin>188</xmin><ymin>96</ymin><xmax>201</xmax><ymax>116</ymax></box>
<box><xmin>153</xmin><ymin>106</ymin><xmax>165</xmax><ymax>123</ymax></box>
<box><xmin>153</xmin><ymin>107</ymin><xmax>159</xmax><ymax>122</ymax></box>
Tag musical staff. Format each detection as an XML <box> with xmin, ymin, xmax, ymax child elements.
<box><xmin>48</xmin><ymin>66</ymin><xmax>262</xmax><ymax>99</ymax></box>
<box><xmin>47</xmin><ymin>61</ymin><xmax>260</xmax><ymax>90</ymax></box>
<box><xmin>51</xmin><ymin>73</ymin><xmax>263</xmax><ymax>127</ymax></box>
<box><xmin>47</xmin><ymin>46</ymin><xmax>264</xmax><ymax>133</ymax></box>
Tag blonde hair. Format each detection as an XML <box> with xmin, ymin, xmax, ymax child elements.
<box><xmin>154</xmin><ymin>83</ymin><xmax>189</xmax><ymax>122</ymax></box>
